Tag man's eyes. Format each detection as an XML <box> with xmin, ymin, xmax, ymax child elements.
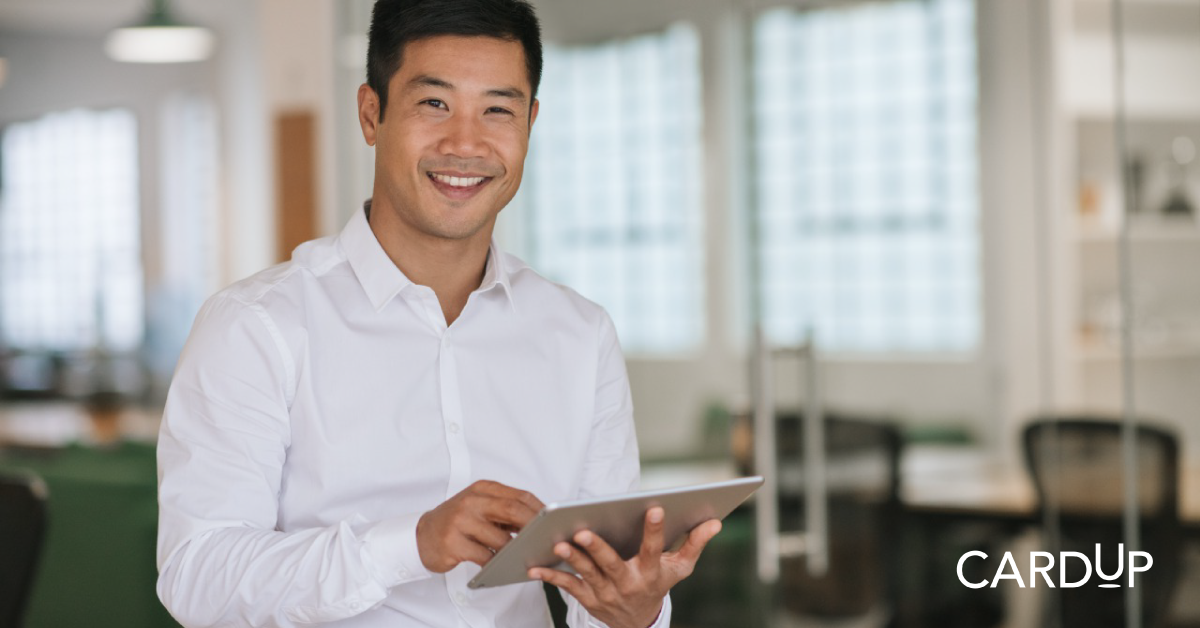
<box><xmin>418</xmin><ymin>99</ymin><xmax>514</xmax><ymax>116</ymax></box>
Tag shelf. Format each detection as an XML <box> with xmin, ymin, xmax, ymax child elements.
<box><xmin>1077</xmin><ymin>342</ymin><xmax>1200</xmax><ymax>362</ymax></box>
<box><xmin>1076</xmin><ymin>219</ymin><xmax>1200</xmax><ymax>244</ymax></box>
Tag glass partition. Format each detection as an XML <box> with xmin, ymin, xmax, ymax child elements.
<box><xmin>1041</xmin><ymin>1</ymin><xmax>1200</xmax><ymax>627</ymax></box>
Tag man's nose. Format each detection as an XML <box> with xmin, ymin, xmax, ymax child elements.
<box><xmin>438</xmin><ymin>113</ymin><xmax>488</xmax><ymax>159</ymax></box>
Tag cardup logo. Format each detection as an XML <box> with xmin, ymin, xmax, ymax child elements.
<box><xmin>957</xmin><ymin>544</ymin><xmax>1152</xmax><ymax>589</ymax></box>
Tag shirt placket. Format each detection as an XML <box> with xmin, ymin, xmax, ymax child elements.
<box><xmin>416</xmin><ymin>289</ymin><xmax>487</xmax><ymax>626</ymax></box>
<box><xmin>438</xmin><ymin>328</ymin><xmax>471</xmax><ymax>497</ymax></box>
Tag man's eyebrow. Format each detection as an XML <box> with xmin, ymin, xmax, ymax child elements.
<box><xmin>407</xmin><ymin>75</ymin><xmax>454</xmax><ymax>90</ymax></box>
<box><xmin>406</xmin><ymin>75</ymin><xmax>528</xmax><ymax>104</ymax></box>
<box><xmin>485</xmin><ymin>87</ymin><xmax>528</xmax><ymax>104</ymax></box>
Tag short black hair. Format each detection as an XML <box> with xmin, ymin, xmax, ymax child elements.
<box><xmin>367</xmin><ymin>0</ymin><xmax>543</xmax><ymax>121</ymax></box>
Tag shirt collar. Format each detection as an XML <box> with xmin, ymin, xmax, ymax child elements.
<box><xmin>340</xmin><ymin>202</ymin><xmax>517</xmax><ymax>313</ymax></box>
<box><xmin>478</xmin><ymin>241</ymin><xmax>517</xmax><ymax>311</ymax></box>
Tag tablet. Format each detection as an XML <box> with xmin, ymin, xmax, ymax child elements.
<box><xmin>467</xmin><ymin>476</ymin><xmax>763</xmax><ymax>589</ymax></box>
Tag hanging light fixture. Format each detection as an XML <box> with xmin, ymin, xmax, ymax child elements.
<box><xmin>105</xmin><ymin>0</ymin><xmax>214</xmax><ymax>64</ymax></box>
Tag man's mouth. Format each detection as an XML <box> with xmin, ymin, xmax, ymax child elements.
<box><xmin>429</xmin><ymin>172</ymin><xmax>487</xmax><ymax>187</ymax></box>
<box><xmin>426</xmin><ymin>171</ymin><xmax>493</xmax><ymax>199</ymax></box>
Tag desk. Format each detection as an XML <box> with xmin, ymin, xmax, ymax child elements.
<box><xmin>645</xmin><ymin>445</ymin><xmax>1200</xmax><ymax>524</ymax></box>
<box><xmin>0</xmin><ymin>442</ymin><xmax>178</xmax><ymax>628</ymax></box>
<box><xmin>648</xmin><ymin>446</ymin><xmax>1200</xmax><ymax>628</ymax></box>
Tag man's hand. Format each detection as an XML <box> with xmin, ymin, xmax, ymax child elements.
<box><xmin>416</xmin><ymin>480</ymin><xmax>544</xmax><ymax>573</ymax></box>
<box><xmin>529</xmin><ymin>507</ymin><xmax>722</xmax><ymax>628</ymax></box>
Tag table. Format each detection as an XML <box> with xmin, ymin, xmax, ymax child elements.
<box><xmin>645</xmin><ymin>445</ymin><xmax>1200</xmax><ymax>524</ymax></box>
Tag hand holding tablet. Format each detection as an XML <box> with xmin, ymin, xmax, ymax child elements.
<box><xmin>416</xmin><ymin>476</ymin><xmax>761</xmax><ymax>628</ymax></box>
<box><xmin>500</xmin><ymin>477</ymin><xmax>762</xmax><ymax>628</ymax></box>
<box><xmin>468</xmin><ymin>476</ymin><xmax>763</xmax><ymax>588</ymax></box>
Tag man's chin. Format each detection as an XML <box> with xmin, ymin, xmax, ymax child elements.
<box><xmin>420</xmin><ymin>217</ymin><xmax>494</xmax><ymax>243</ymax></box>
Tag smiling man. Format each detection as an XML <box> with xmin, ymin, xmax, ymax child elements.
<box><xmin>154</xmin><ymin>1</ymin><xmax>719</xmax><ymax>627</ymax></box>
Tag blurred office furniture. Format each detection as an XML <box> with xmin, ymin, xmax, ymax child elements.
<box><xmin>890</xmin><ymin>434</ymin><xmax>1027</xmax><ymax>628</ymax></box>
<box><xmin>748</xmin><ymin>331</ymin><xmax>829</xmax><ymax>591</ymax></box>
<box><xmin>669</xmin><ymin>505</ymin><xmax>759</xmax><ymax>627</ymax></box>
<box><xmin>1023</xmin><ymin>417</ymin><xmax>1182</xmax><ymax>628</ymax></box>
<box><xmin>0</xmin><ymin>350</ymin><xmax>149</xmax><ymax>404</ymax></box>
<box><xmin>0</xmin><ymin>441</ymin><xmax>177</xmax><ymax>628</ymax></box>
<box><xmin>671</xmin><ymin>412</ymin><xmax>902</xmax><ymax>627</ymax></box>
<box><xmin>891</xmin><ymin>514</ymin><xmax>1011</xmax><ymax>628</ymax></box>
<box><xmin>0</xmin><ymin>352</ymin><xmax>64</xmax><ymax>400</ymax></box>
<box><xmin>0</xmin><ymin>471</ymin><xmax>48</xmax><ymax>628</ymax></box>
<box><xmin>775</xmin><ymin>413</ymin><xmax>902</xmax><ymax>621</ymax></box>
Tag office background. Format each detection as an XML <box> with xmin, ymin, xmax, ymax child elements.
<box><xmin>2</xmin><ymin>0</ymin><xmax>1200</xmax><ymax>627</ymax></box>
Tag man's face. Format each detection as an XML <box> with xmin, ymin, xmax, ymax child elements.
<box><xmin>358</xmin><ymin>35</ymin><xmax>538</xmax><ymax>243</ymax></box>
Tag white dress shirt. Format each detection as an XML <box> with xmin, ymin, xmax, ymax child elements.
<box><xmin>157</xmin><ymin>205</ymin><xmax>671</xmax><ymax>628</ymax></box>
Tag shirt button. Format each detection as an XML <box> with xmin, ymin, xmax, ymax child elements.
<box><xmin>448</xmin><ymin>422</ymin><xmax>461</xmax><ymax>434</ymax></box>
<box><xmin>454</xmin><ymin>592</ymin><xmax>468</xmax><ymax>606</ymax></box>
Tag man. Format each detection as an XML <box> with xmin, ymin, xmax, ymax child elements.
<box><xmin>155</xmin><ymin>1</ymin><xmax>720</xmax><ymax>626</ymax></box>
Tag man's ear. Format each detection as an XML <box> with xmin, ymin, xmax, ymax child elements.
<box><xmin>358</xmin><ymin>84</ymin><xmax>380</xmax><ymax>146</ymax></box>
<box><xmin>528</xmin><ymin>98</ymin><xmax>539</xmax><ymax>133</ymax></box>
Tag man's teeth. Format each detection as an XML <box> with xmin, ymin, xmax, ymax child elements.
<box><xmin>430</xmin><ymin>173</ymin><xmax>485</xmax><ymax>187</ymax></box>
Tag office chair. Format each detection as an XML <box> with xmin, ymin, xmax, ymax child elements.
<box><xmin>776</xmin><ymin>413</ymin><xmax>903</xmax><ymax>620</ymax></box>
<box><xmin>0</xmin><ymin>471</ymin><xmax>49</xmax><ymax>628</ymax></box>
<box><xmin>1023</xmin><ymin>417</ymin><xmax>1182</xmax><ymax>628</ymax></box>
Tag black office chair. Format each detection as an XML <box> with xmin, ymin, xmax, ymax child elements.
<box><xmin>0</xmin><ymin>471</ymin><xmax>49</xmax><ymax>628</ymax></box>
<box><xmin>1023</xmin><ymin>417</ymin><xmax>1182</xmax><ymax>628</ymax></box>
<box><xmin>775</xmin><ymin>413</ymin><xmax>903</xmax><ymax>621</ymax></box>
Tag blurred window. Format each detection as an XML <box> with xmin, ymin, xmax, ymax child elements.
<box><xmin>0</xmin><ymin>109</ymin><xmax>144</xmax><ymax>352</ymax></box>
<box><xmin>754</xmin><ymin>0</ymin><xmax>979</xmax><ymax>353</ymax></box>
<box><xmin>519</xmin><ymin>24</ymin><xmax>705</xmax><ymax>355</ymax></box>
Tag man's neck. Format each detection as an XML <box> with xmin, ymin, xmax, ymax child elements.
<box><xmin>366</xmin><ymin>201</ymin><xmax>493</xmax><ymax>327</ymax></box>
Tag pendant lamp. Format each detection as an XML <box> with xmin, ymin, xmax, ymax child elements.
<box><xmin>105</xmin><ymin>0</ymin><xmax>214</xmax><ymax>64</ymax></box>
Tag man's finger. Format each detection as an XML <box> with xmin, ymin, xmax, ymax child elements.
<box><xmin>636</xmin><ymin>507</ymin><xmax>666</xmax><ymax>568</ymax></box>
<box><xmin>573</xmin><ymin>530</ymin><xmax>628</xmax><ymax>581</ymax></box>
<box><xmin>458</xmin><ymin>537</ymin><xmax>500</xmax><ymax>567</ymax></box>
<box><xmin>672</xmin><ymin>519</ymin><xmax>722</xmax><ymax>563</ymax></box>
<box><xmin>529</xmin><ymin>567</ymin><xmax>593</xmax><ymax>606</ymax></box>
<box><xmin>481</xmin><ymin>496</ymin><xmax>540</xmax><ymax>529</ymax></box>
<box><xmin>463</xmin><ymin>523</ymin><xmax>513</xmax><ymax>554</ymax></box>
<box><xmin>474</xmin><ymin>480</ymin><xmax>546</xmax><ymax>513</ymax></box>
<box><xmin>556</xmin><ymin>540</ymin><xmax>609</xmax><ymax>587</ymax></box>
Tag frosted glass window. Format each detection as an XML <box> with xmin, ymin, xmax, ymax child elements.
<box><xmin>520</xmin><ymin>24</ymin><xmax>704</xmax><ymax>354</ymax></box>
<box><xmin>0</xmin><ymin>109</ymin><xmax>144</xmax><ymax>352</ymax></box>
<box><xmin>754</xmin><ymin>0</ymin><xmax>979</xmax><ymax>352</ymax></box>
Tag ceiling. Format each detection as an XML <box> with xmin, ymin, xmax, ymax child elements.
<box><xmin>7</xmin><ymin>0</ymin><xmax>1198</xmax><ymax>51</ymax></box>
<box><xmin>0</xmin><ymin>0</ymin><xmax>155</xmax><ymax>34</ymax></box>
<box><xmin>0</xmin><ymin>0</ymin><xmax>731</xmax><ymax>41</ymax></box>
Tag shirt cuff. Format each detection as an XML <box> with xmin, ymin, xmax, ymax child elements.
<box><xmin>585</xmin><ymin>593</ymin><xmax>671</xmax><ymax>628</ymax></box>
<box><xmin>357</xmin><ymin>512</ymin><xmax>434</xmax><ymax>588</ymax></box>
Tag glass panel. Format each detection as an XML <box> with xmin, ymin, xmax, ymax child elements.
<box><xmin>518</xmin><ymin>24</ymin><xmax>706</xmax><ymax>355</ymax></box>
<box><xmin>1047</xmin><ymin>1</ymin><xmax>1199</xmax><ymax>627</ymax></box>
<box><xmin>0</xmin><ymin>108</ymin><xmax>143</xmax><ymax>353</ymax></box>
<box><xmin>752</xmin><ymin>0</ymin><xmax>980</xmax><ymax>354</ymax></box>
